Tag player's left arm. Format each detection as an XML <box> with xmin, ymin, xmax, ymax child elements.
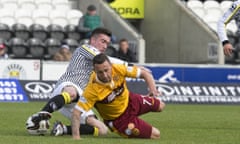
<box><xmin>138</xmin><ymin>67</ymin><xmax>160</xmax><ymax>96</ymax></box>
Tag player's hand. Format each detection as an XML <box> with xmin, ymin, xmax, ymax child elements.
<box><xmin>223</xmin><ymin>43</ymin><xmax>234</xmax><ymax>56</ymax></box>
<box><xmin>72</xmin><ymin>135</ymin><xmax>81</xmax><ymax>140</ymax></box>
<box><xmin>149</xmin><ymin>90</ymin><xmax>162</xmax><ymax>97</ymax></box>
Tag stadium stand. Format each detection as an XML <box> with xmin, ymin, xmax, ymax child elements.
<box><xmin>32</xmin><ymin>9</ymin><xmax>51</xmax><ymax>28</ymax></box>
<box><xmin>0</xmin><ymin>23</ymin><xmax>13</xmax><ymax>41</ymax></box>
<box><xmin>45</xmin><ymin>38</ymin><xmax>61</xmax><ymax>59</ymax></box>
<box><xmin>0</xmin><ymin>9</ymin><xmax>16</xmax><ymax>27</ymax></box>
<box><xmin>62</xmin><ymin>38</ymin><xmax>79</xmax><ymax>53</ymax></box>
<box><xmin>15</xmin><ymin>9</ymin><xmax>33</xmax><ymax>28</ymax></box>
<box><xmin>9</xmin><ymin>37</ymin><xmax>28</xmax><ymax>58</ymax></box>
<box><xmin>64</xmin><ymin>24</ymin><xmax>82</xmax><ymax>42</ymax></box>
<box><xmin>29</xmin><ymin>24</ymin><xmax>48</xmax><ymax>42</ymax></box>
<box><xmin>47</xmin><ymin>24</ymin><xmax>66</xmax><ymax>41</ymax></box>
<box><xmin>27</xmin><ymin>38</ymin><xmax>45</xmax><ymax>59</ymax></box>
<box><xmin>12</xmin><ymin>23</ymin><xmax>30</xmax><ymax>41</ymax></box>
<box><xmin>0</xmin><ymin>0</ymin><xmax>85</xmax><ymax>59</ymax></box>
<box><xmin>19</xmin><ymin>0</ymin><xmax>37</xmax><ymax>11</ymax></box>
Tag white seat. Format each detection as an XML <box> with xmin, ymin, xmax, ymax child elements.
<box><xmin>32</xmin><ymin>9</ymin><xmax>50</xmax><ymax>28</ymax></box>
<box><xmin>203</xmin><ymin>14</ymin><xmax>220</xmax><ymax>32</ymax></box>
<box><xmin>15</xmin><ymin>9</ymin><xmax>33</xmax><ymax>27</ymax></box>
<box><xmin>187</xmin><ymin>0</ymin><xmax>205</xmax><ymax>18</ymax></box>
<box><xmin>52</xmin><ymin>0</ymin><xmax>70</xmax><ymax>11</ymax></box>
<box><xmin>18</xmin><ymin>0</ymin><xmax>36</xmax><ymax>11</ymax></box>
<box><xmin>49</xmin><ymin>10</ymin><xmax>68</xmax><ymax>28</ymax></box>
<box><xmin>187</xmin><ymin>0</ymin><xmax>203</xmax><ymax>9</ymax></box>
<box><xmin>220</xmin><ymin>0</ymin><xmax>233</xmax><ymax>13</ymax></box>
<box><xmin>1</xmin><ymin>0</ymin><xmax>18</xmax><ymax>9</ymax></box>
<box><xmin>203</xmin><ymin>0</ymin><xmax>220</xmax><ymax>10</ymax></box>
<box><xmin>67</xmin><ymin>10</ymin><xmax>83</xmax><ymax>25</ymax></box>
<box><xmin>0</xmin><ymin>9</ymin><xmax>16</xmax><ymax>27</ymax></box>
<box><xmin>35</xmin><ymin>0</ymin><xmax>53</xmax><ymax>11</ymax></box>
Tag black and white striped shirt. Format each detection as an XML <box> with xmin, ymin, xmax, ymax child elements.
<box><xmin>55</xmin><ymin>44</ymin><xmax>127</xmax><ymax>90</ymax></box>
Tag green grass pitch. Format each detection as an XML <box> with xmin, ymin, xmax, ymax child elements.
<box><xmin>0</xmin><ymin>102</ymin><xmax>239</xmax><ymax>144</ymax></box>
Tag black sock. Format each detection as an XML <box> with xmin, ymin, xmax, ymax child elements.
<box><xmin>66</xmin><ymin>124</ymin><xmax>95</xmax><ymax>135</ymax></box>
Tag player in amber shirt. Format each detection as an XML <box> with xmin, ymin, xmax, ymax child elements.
<box><xmin>72</xmin><ymin>53</ymin><xmax>165</xmax><ymax>139</ymax></box>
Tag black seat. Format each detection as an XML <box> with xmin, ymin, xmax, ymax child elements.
<box><xmin>29</xmin><ymin>24</ymin><xmax>48</xmax><ymax>41</ymax></box>
<box><xmin>62</xmin><ymin>38</ymin><xmax>79</xmax><ymax>52</ymax></box>
<box><xmin>47</xmin><ymin>24</ymin><xmax>65</xmax><ymax>41</ymax></box>
<box><xmin>9</xmin><ymin>37</ymin><xmax>28</xmax><ymax>58</ymax></box>
<box><xmin>27</xmin><ymin>38</ymin><xmax>45</xmax><ymax>59</ymax></box>
<box><xmin>12</xmin><ymin>23</ymin><xmax>30</xmax><ymax>41</ymax></box>
<box><xmin>64</xmin><ymin>24</ymin><xmax>81</xmax><ymax>41</ymax></box>
<box><xmin>45</xmin><ymin>38</ymin><xmax>61</xmax><ymax>58</ymax></box>
<box><xmin>0</xmin><ymin>23</ymin><xmax>13</xmax><ymax>40</ymax></box>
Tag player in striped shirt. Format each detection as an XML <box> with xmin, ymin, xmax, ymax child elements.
<box><xmin>26</xmin><ymin>28</ymin><xmax>127</xmax><ymax>136</ymax></box>
<box><xmin>72</xmin><ymin>54</ymin><xmax>165</xmax><ymax>140</ymax></box>
<box><xmin>217</xmin><ymin>0</ymin><xmax>240</xmax><ymax>56</ymax></box>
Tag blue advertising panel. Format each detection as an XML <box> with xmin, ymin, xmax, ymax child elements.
<box><xmin>146</xmin><ymin>65</ymin><xmax>240</xmax><ymax>83</ymax></box>
<box><xmin>0</xmin><ymin>79</ymin><xmax>28</xmax><ymax>102</ymax></box>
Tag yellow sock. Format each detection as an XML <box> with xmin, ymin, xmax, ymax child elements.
<box><xmin>93</xmin><ymin>127</ymin><xmax>99</xmax><ymax>136</ymax></box>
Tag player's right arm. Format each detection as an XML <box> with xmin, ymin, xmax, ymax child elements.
<box><xmin>72</xmin><ymin>108</ymin><xmax>82</xmax><ymax>139</ymax></box>
<box><xmin>217</xmin><ymin>0</ymin><xmax>240</xmax><ymax>56</ymax></box>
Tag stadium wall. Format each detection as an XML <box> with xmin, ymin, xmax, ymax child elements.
<box><xmin>77</xmin><ymin>0</ymin><xmax>146</xmax><ymax>63</ymax></box>
<box><xmin>141</xmin><ymin>0</ymin><xmax>222</xmax><ymax>64</ymax></box>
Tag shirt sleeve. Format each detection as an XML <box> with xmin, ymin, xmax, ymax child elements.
<box><xmin>108</xmin><ymin>56</ymin><xmax>128</xmax><ymax>66</ymax></box>
<box><xmin>217</xmin><ymin>1</ymin><xmax>240</xmax><ymax>42</ymax></box>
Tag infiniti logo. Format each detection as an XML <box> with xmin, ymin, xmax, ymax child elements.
<box><xmin>25</xmin><ymin>82</ymin><xmax>53</xmax><ymax>93</ymax></box>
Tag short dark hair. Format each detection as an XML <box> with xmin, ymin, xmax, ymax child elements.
<box><xmin>119</xmin><ymin>38</ymin><xmax>128</xmax><ymax>44</ymax></box>
<box><xmin>93</xmin><ymin>53</ymin><xmax>110</xmax><ymax>65</ymax></box>
<box><xmin>90</xmin><ymin>27</ymin><xmax>112</xmax><ymax>38</ymax></box>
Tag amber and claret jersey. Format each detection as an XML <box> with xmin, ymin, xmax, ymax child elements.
<box><xmin>76</xmin><ymin>64</ymin><xmax>140</xmax><ymax>120</ymax></box>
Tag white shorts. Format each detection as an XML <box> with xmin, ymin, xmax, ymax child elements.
<box><xmin>52</xmin><ymin>81</ymin><xmax>95</xmax><ymax>124</ymax></box>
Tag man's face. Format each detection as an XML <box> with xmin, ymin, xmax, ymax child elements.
<box><xmin>119</xmin><ymin>41</ymin><xmax>129</xmax><ymax>54</ymax></box>
<box><xmin>94</xmin><ymin>60</ymin><xmax>112</xmax><ymax>83</ymax></box>
<box><xmin>0</xmin><ymin>48</ymin><xmax>5</xmax><ymax>55</ymax></box>
<box><xmin>90</xmin><ymin>34</ymin><xmax>111</xmax><ymax>53</ymax></box>
<box><xmin>88</xmin><ymin>10</ymin><xmax>97</xmax><ymax>16</ymax></box>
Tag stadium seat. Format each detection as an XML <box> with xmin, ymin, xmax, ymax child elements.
<box><xmin>187</xmin><ymin>0</ymin><xmax>205</xmax><ymax>18</ymax></box>
<box><xmin>52</xmin><ymin>0</ymin><xmax>70</xmax><ymax>11</ymax></box>
<box><xmin>0</xmin><ymin>9</ymin><xmax>16</xmax><ymax>27</ymax></box>
<box><xmin>79</xmin><ymin>39</ymin><xmax>89</xmax><ymax>45</ymax></box>
<box><xmin>18</xmin><ymin>0</ymin><xmax>36</xmax><ymax>11</ymax></box>
<box><xmin>49</xmin><ymin>10</ymin><xmax>68</xmax><ymax>28</ymax></box>
<box><xmin>12</xmin><ymin>23</ymin><xmax>30</xmax><ymax>41</ymax></box>
<box><xmin>32</xmin><ymin>9</ymin><xmax>51</xmax><ymax>28</ymax></box>
<box><xmin>29</xmin><ymin>24</ymin><xmax>48</xmax><ymax>41</ymax></box>
<box><xmin>9</xmin><ymin>37</ymin><xmax>28</xmax><ymax>58</ymax></box>
<box><xmin>27</xmin><ymin>38</ymin><xmax>45</xmax><ymax>59</ymax></box>
<box><xmin>67</xmin><ymin>9</ymin><xmax>83</xmax><ymax>26</ymax></box>
<box><xmin>0</xmin><ymin>23</ymin><xmax>13</xmax><ymax>41</ymax></box>
<box><xmin>35</xmin><ymin>0</ymin><xmax>53</xmax><ymax>11</ymax></box>
<box><xmin>203</xmin><ymin>0</ymin><xmax>220</xmax><ymax>11</ymax></box>
<box><xmin>45</xmin><ymin>38</ymin><xmax>61</xmax><ymax>57</ymax></box>
<box><xmin>15</xmin><ymin>9</ymin><xmax>33</xmax><ymax>28</ymax></box>
<box><xmin>47</xmin><ymin>24</ymin><xmax>65</xmax><ymax>41</ymax></box>
<box><xmin>1</xmin><ymin>0</ymin><xmax>18</xmax><ymax>9</ymax></box>
<box><xmin>220</xmin><ymin>0</ymin><xmax>233</xmax><ymax>13</ymax></box>
<box><xmin>203</xmin><ymin>14</ymin><xmax>219</xmax><ymax>31</ymax></box>
<box><xmin>64</xmin><ymin>24</ymin><xmax>81</xmax><ymax>41</ymax></box>
<box><xmin>62</xmin><ymin>38</ymin><xmax>79</xmax><ymax>52</ymax></box>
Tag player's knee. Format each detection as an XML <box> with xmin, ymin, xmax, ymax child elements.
<box><xmin>151</xmin><ymin>127</ymin><xmax>160</xmax><ymax>139</ymax></box>
<box><xmin>157</xmin><ymin>101</ymin><xmax>165</xmax><ymax>112</ymax></box>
